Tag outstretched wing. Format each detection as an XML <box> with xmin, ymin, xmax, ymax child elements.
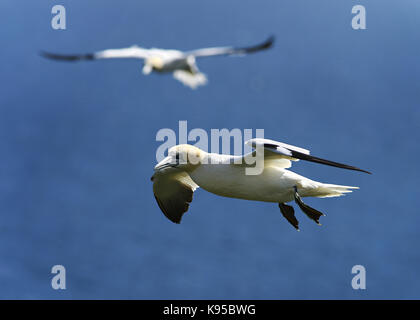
<box><xmin>245</xmin><ymin>138</ymin><xmax>371</xmax><ymax>174</ymax></box>
<box><xmin>151</xmin><ymin>168</ymin><xmax>199</xmax><ymax>224</ymax></box>
<box><xmin>184</xmin><ymin>36</ymin><xmax>274</xmax><ymax>58</ymax></box>
<box><xmin>40</xmin><ymin>46</ymin><xmax>151</xmax><ymax>62</ymax></box>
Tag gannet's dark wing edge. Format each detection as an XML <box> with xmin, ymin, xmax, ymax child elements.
<box><xmin>40</xmin><ymin>47</ymin><xmax>150</xmax><ymax>62</ymax></box>
<box><xmin>246</xmin><ymin>138</ymin><xmax>371</xmax><ymax>174</ymax></box>
<box><xmin>231</xmin><ymin>35</ymin><xmax>275</xmax><ymax>55</ymax></box>
<box><xmin>186</xmin><ymin>36</ymin><xmax>275</xmax><ymax>58</ymax></box>
<box><xmin>288</xmin><ymin>149</ymin><xmax>371</xmax><ymax>174</ymax></box>
<box><xmin>40</xmin><ymin>51</ymin><xmax>95</xmax><ymax>62</ymax></box>
<box><xmin>262</xmin><ymin>143</ymin><xmax>371</xmax><ymax>174</ymax></box>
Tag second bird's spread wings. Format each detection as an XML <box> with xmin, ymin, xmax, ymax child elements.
<box><xmin>151</xmin><ymin>168</ymin><xmax>199</xmax><ymax>224</ymax></box>
<box><xmin>41</xmin><ymin>36</ymin><xmax>274</xmax><ymax>62</ymax></box>
<box><xmin>245</xmin><ymin>138</ymin><xmax>371</xmax><ymax>174</ymax></box>
<box><xmin>184</xmin><ymin>36</ymin><xmax>274</xmax><ymax>58</ymax></box>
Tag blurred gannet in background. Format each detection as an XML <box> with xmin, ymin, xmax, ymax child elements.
<box><xmin>41</xmin><ymin>36</ymin><xmax>274</xmax><ymax>89</ymax></box>
<box><xmin>151</xmin><ymin>138</ymin><xmax>371</xmax><ymax>230</ymax></box>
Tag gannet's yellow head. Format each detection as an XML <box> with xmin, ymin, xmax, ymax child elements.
<box><xmin>155</xmin><ymin>144</ymin><xmax>205</xmax><ymax>172</ymax></box>
<box><xmin>146</xmin><ymin>56</ymin><xmax>164</xmax><ymax>70</ymax></box>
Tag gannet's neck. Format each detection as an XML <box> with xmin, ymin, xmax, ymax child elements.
<box><xmin>202</xmin><ymin>152</ymin><xmax>237</xmax><ymax>165</ymax></box>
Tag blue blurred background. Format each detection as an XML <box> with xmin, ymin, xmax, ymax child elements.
<box><xmin>0</xmin><ymin>0</ymin><xmax>419</xmax><ymax>299</ymax></box>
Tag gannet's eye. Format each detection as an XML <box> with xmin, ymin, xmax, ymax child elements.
<box><xmin>175</xmin><ymin>153</ymin><xmax>180</xmax><ymax>161</ymax></box>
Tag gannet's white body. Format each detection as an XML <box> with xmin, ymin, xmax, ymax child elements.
<box><xmin>151</xmin><ymin>139</ymin><xmax>370</xmax><ymax>230</ymax></box>
<box><xmin>188</xmin><ymin>159</ymin><xmax>343</xmax><ymax>203</ymax></box>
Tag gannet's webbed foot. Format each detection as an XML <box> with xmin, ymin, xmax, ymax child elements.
<box><xmin>293</xmin><ymin>186</ymin><xmax>325</xmax><ymax>225</ymax></box>
<box><xmin>279</xmin><ymin>203</ymin><xmax>300</xmax><ymax>231</ymax></box>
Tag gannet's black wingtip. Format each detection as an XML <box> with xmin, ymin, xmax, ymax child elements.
<box><xmin>266</xmin><ymin>35</ymin><xmax>275</xmax><ymax>46</ymax></box>
<box><xmin>257</xmin><ymin>35</ymin><xmax>275</xmax><ymax>50</ymax></box>
<box><xmin>40</xmin><ymin>51</ymin><xmax>95</xmax><ymax>62</ymax></box>
<box><xmin>288</xmin><ymin>150</ymin><xmax>371</xmax><ymax>175</ymax></box>
<box><xmin>236</xmin><ymin>35</ymin><xmax>275</xmax><ymax>54</ymax></box>
<box><xmin>259</xmin><ymin>141</ymin><xmax>371</xmax><ymax>174</ymax></box>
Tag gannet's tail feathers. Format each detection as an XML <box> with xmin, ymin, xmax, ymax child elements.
<box><xmin>173</xmin><ymin>70</ymin><xmax>207</xmax><ymax>89</ymax></box>
<box><xmin>313</xmin><ymin>183</ymin><xmax>359</xmax><ymax>198</ymax></box>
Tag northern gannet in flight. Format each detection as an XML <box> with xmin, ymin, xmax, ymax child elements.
<box><xmin>151</xmin><ymin>139</ymin><xmax>371</xmax><ymax>230</ymax></box>
<box><xmin>41</xmin><ymin>36</ymin><xmax>274</xmax><ymax>89</ymax></box>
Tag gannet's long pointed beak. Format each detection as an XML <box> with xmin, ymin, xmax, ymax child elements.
<box><xmin>154</xmin><ymin>156</ymin><xmax>175</xmax><ymax>171</ymax></box>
